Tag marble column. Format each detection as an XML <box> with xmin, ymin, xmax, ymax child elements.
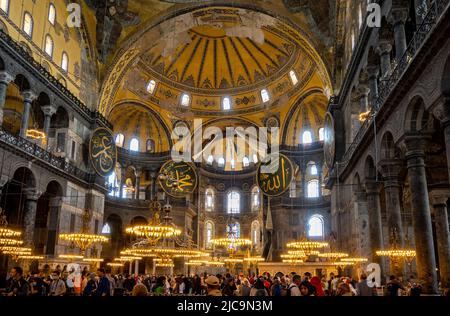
<box><xmin>376</xmin><ymin>42</ymin><xmax>393</xmax><ymax>78</ymax></box>
<box><xmin>358</xmin><ymin>85</ymin><xmax>370</xmax><ymax>114</ymax></box>
<box><xmin>46</xmin><ymin>197</ymin><xmax>62</xmax><ymax>256</ymax></box>
<box><xmin>119</xmin><ymin>167</ymin><xmax>126</xmax><ymax>198</ymax></box>
<box><xmin>389</xmin><ymin>5</ymin><xmax>409</xmax><ymax>61</ymax></box>
<box><xmin>430</xmin><ymin>190</ymin><xmax>450</xmax><ymax>288</ymax></box>
<box><xmin>150</xmin><ymin>172</ymin><xmax>157</xmax><ymax>200</ymax></box>
<box><xmin>135</xmin><ymin>168</ymin><xmax>142</xmax><ymax>200</ymax></box>
<box><xmin>404</xmin><ymin>134</ymin><xmax>438</xmax><ymax>294</ymax></box>
<box><xmin>355</xmin><ymin>190</ymin><xmax>371</xmax><ymax>259</ymax></box>
<box><xmin>442</xmin><ymin>101</ymin><xmax>450</xmax><ymax>182</ymax></box>
<box><xmin>379</xmin><ymin>159</ymin><xmax>405</xmax><ymax>247</ymax></box>
<box><xmin>41</xmin><ymin>105</ymin><xmax>56</xmax><ymax>148</ymax></box>
<box><xmin>0</xmin><ymin>71</ymin><xmax>13</xmax><ymax>126</ymax></box>
<box><xmin>23</xmin><ymin>189</ymin><xmax>39</xmax><ymax>248</ymax></box>
<box><xmin>19</xmin><ymin>90</ymin><xmax>37</xmax><ymax>138</ymax></box>
<box><xmin>366</xmin><ymin>66</ymin><xmax>379</xmax><ymax>109</ymax></box>
<box><xmin>365</xmin><ymin>180</ymin><xmax>384</xmax><ymax>266</ymax></box>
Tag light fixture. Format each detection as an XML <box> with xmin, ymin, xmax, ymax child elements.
<box><xmin>58</xmin><ymin>254</ymin><xmax>84</xmax><ymax>260</ymax></box>
<box><xmin>26</xmin><ymin>129</ymin><xmax>46</xmax><ymax>140</ymax></box>
<box><xmin>358</xmin><ymin>110</ymin><xmax>371</xmax><ymax>122</ymax></box>
<box><xmin>318</xmin><ymin>252</ymin><xmax>350</xmax><ymax>260</ymax></box>
<box><xmin>107</xmin><ymin>263</ymin><xmax>124</xmax><ymax>267</ymax></box>
<box><xmin>18</xmin><ymin>255</ymin><xmax>44</xmax><ymax>260</ymax></box>
<box><xmin>82</xmin><ymin>258</ymin><xmax>104</xmax><ymax>263</ymax></box>
<box><xmin>59</xmin><ymin>233</ymin><xmax>108</xmax><ymax>255</ymax></box>
<box><xmin>286</xmin><ymin>240</ymin><xmax>328</xmax><ymax>255</ymax></box>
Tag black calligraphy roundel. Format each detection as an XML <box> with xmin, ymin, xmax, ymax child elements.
<box><xmin>158</xmin><ymin>160</ymin><xmax>198</xmax><ymax>198</ymax></box>
<box><xmin>256</xmin><ymin>154</ymin><xmax>294</xmax><ymax>197</ymax></box>
<box><xmin>89</xmin><ymin>127</ymin><xmax>117</xmax><ymax>177</ymax></box>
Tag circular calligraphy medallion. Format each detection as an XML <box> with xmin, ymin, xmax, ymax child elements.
<box><xmin>89</xmin><ymin>127</ymin><xmax>117</xmax><ymax>177</ymax></box>
<box><xmin>256</xmin><ymin>153</ymin><xmax>294</xmax><ymax>197</ymax></box>
<box><xmin>158</xmin><ymin>160</ymin><xmax>198</xmax><ymax>198</ymax></box>
<box><xmin>323</xmin><ymin>112</ymin><xmax>336</xmax><ymax>169</ymax></box>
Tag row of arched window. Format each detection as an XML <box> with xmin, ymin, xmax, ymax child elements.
<box><xmin>301</xmin><ymin>128</ymin><xmax>325</xmax><ymax>144</ymax></box>
<box><xmin>205</xmin><ymin>187</ymin><xmax>260</xmax><ymax>213</ymax></box>
<box><xmin>205</xmin><ymin>153</ymin><xmax>258</xmax><ymax>169</ymax></box>
<box><xmin>144</xmin><ymin>69</ymin><xmax>300</xmax><ymax>110</ymax></box>
<box><xmin>0</xmin><ymin>2</ymin><xmax>70</xmax><ymax>73</ymax></box>
<box><xmin>115</xmin><ymin>134</ymin><xmax>156</xmax><ymax>153</ymax></box>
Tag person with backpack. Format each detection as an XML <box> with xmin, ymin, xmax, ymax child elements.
<box><xmin>6</xmin><ymin>267</ymin><xmax>30</xmax><ymax>296</ymax></box>
<box><xmin>250</xmin><ymin>278</ymin><xmax>268</xmax><ymax>296</ymax></box>
<box><xmin>83</xmin><ymin>273</ymin><xmax>97</xmax><ymax>296</ymax></box>
<box><xmin>49</xmin><ymin>271</ymin><xmax>66</xmax><ymax>296</ymax></box>
<box><xmin>287</xmin><ymin>274</ymin><xmax>302</xmax><ymax>296</ymax></box>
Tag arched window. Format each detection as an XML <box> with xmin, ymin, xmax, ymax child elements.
<box><xmin>101</xmin><ymin>223</ymin><xmax>111</xmax><ymax>234</ymax></box>
<box><xmin>319</xmin><ymin>128</ymin><xmax>324</xmax><ymax>141</ymax></box>
<box><xmin>107</xmin><ymin>172</ymin><xmax>119</xmax><ymax>197</ymax></box>
<box><xmin>44</xmin><ymin>34</ymin><xmax>54</xmax><ymax>57</ymax></box>
<box><xmin>261</xmin><ymin>89</ymin><xmax>270</xmax><ymax>103</ymax></box>
<box><xmin>129</xmin><ymin>137</ymin><xmax>139</xmax><ymax>152</ymax></box>
<box><xmin>289</xmin><ymin>181</ymin><xmax>296</xmax><ymax>198</ymax></box>
<box><xmin>115</xmin><ymin>133</ymin><xmax>124</xmax><ymax>147</ymax></box>
<box><xmin>180</xmin><ymin>93</ymin><xmax>190</xmax><ymax>107</ymax></box>
<box><xmin>205</xmin><ymin>221</ymin><xmax>214</xmax><ymax>249</ymax></box>
<box><xmin>308</xmin><ymin>215</ymin><xmax>324</xmax><ymax>238</ymax></box>
<box><xmin>252</xmin><ymin>154</ymin><xmax>258</xmax><ymax>164</ymax></box>
<box><xmin>146</xmin><ymin>139</ymin><xmax>155</xmax><ymax>152</ymax></box>
<box><xmin>230</xmin><ymin>159</ymin><xmax>235</xmax><ymax>170</ymax></box>
<box><xmin>61</xmin><ymin>52</ymin><xmax>69</xmax><ymax>72</ymax></box>
<box><xmin>227</xmin><ymin>222</ymin><xmax>240</xmax><ymax>238</ymax></box>
<box><xmin>307</xmin><ymin>179</ymin><xmax>319</xmax><ymax>198</ymax></box>
<box><xmin>308</xmin><ymin>163</ymin><xmax>318</xmax><ymax>176</ymax></box>
<box><xmin>206</xmin><ymin>155</ymin><xmax>214</xmax><ymax>165</ymax></box>
<box><xmin>0</xmin><ymin>0</ymin><xmax>9</xmax><ymax>14</ymax></box>
<box><xmin>251</xmin><ymin>221</ymin><xmax>260</xmax><ymax>246</ymax></box>
<box><xmin>243</xmin><ymin>156</ymin><xmax>249</xmax><ymax>167</ymax></box>
<box><xmin>218</xmin><ymin>157</ymin><xmax>225</xmax><ymax>167</ymax></box>
<box><xmin>147</xmin><ymin>80</ymin><xmax>156</xmax><ymax>94</ymax></box>
<box><xmin>222</xmin><ymin>97</ymin><xmax>231</xmax><ymax>110</ymax></box>
<box><xmin>289</xmin><ymin>70</ymin><xmax>298</xmax><ymax>85</ymax></box>
<box><xmin>205</xmin><ymin>188</ymin><xmax>214</xmax><ymax>212</ymax></box>
<box><xmin>23</xmin><ymin>12</ymin><xmax>33</xmax><ymax>37</ymax></box>
<box><xmin>48</xmin><ymin>3</ymin><xmax>56</xmax><ymax>25</ymax></box>
<box><xmin>302</xmin><ymin>131</ymin><xmax>312</xmax><ymax>144</ymax></box>
<box><xmin>251</xmin><ymin>186</ymin><xmax>260</xmax><ymax>211</ymax></box>
<box><xmin>351</xmin><ymin>32</ymin><xmax>355</xmax><ymax>50</ymax></box>
<box><xmin>227</xmin><ymin>191</ymin><xmax>240</xmax><ymax>214</ymax></box>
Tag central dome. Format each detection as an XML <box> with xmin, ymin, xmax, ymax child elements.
<box><xmin>140</xmin><ymin>24</ymin><xmax>297</xmax><ymax>94</ymax></box>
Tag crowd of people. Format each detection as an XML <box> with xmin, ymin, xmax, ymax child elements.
<box><xmin>0</xmin><ymin>265</ymin><xmax>448</xmax><ymax>296</ymax></box>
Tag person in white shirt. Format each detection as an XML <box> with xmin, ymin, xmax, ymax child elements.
<box><xmin>288</xmin><ymin>275</ymin><xmax>302</xmax><ymax>296</ymax></box>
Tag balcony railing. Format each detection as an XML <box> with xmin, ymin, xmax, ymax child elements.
<box><xmin>337</xmin><ymin>0</ymin><xmax>449</xmax><ymax>177</ymax></box>
<box><xmin>0</xmin><ymin>127</ymin><xmax>98</xmax><ymax>184</ymax></box>
<box><xmin>0</xmin><ymin>30</ymin><xmax>112</xmax><ymax>129</ymax></box>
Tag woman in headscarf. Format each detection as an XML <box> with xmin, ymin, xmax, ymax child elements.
<box><xmin>310</xmin><ymin>276</ymin><xmax>325</xmax><ymax>296</ymax></box>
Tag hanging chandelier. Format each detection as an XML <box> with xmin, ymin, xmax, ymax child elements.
<box><xmin>0</xmin><ymin>238</ymin><xmax>23</xmax><ymax>246</ymax></box>
<box><xmin>286</xmin><ymin>240</ymin><xmax>329</xmax><ymax>255</ymax></box>
<box><xmin>25</xmin><ymin>129</ymin><xmax>46</xmax><ymax>140</ymax></box>
<box><xmin>376</xmin><ymin>228</ymin><xmax>416</xmax><ymax>265</ymax></box>
<box><xmin>58</xmin><ymin>254</ymin><xmax>84</xmax><ymax>260</ymax></box>
<box><xmin>341</xmin><ymin>257</ymin><xmax>368</xmax><ymax>263</ymax></box>
<box><xmin>107</xmin><ymin>262</ymin><xmax>124</xmax><ymax>268</ymax></box>
<box><xmin>318</xmin><ymin>252</ymin><xmax>349</xmax><ymax>260</ymax></box>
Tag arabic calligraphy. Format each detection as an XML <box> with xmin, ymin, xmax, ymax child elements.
<box><xmin>89</xmin><ymin>128</ymin><xmax>117</xmax><ymax>177</ymax></box>
<box><xmin>257</xmin><ymin>154</ymin><xmax>293</xmax><ymax>196</ymax></box>
<box><xmin>159</xmin><ymin>160</ymin><xmax>198</xmax><ymax>198</ymax></box>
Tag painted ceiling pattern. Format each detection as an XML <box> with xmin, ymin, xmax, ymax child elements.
<box><xmin>140</xmin><ymin>25</ymin><xmax>297</xmax><ymax>93</ymax></box>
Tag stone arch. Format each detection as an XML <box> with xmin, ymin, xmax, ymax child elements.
<box><xmin>13</xmin><ymin>74</ymin><xmax>31</xmax><ymax>92</ymax></box>
<box><xmin>102</xmin><ymin>213</ymin><xmax>124</xmax><ymax>259</ymax></box>
<box><xmin>403</xmin><ymin>96</ymin><xmax>432</xmax><ymax>133</ymax></box>
<box><xmin>364</xmin><ymin>155</ymin><xmax>377</xmax><ymax>180</ymax></box>
<box><xmin>130</xmin><ymin>216</ymin><xmax>147</xmax><ymax>226</ymax></box>
<box><xmin>35</xmin><ymin>180</ymin><xmax>63</xmax><ymax>255</ymax></box>
<box><xmin>50</xmin><ymin>106</ymin><xmax>69</xmax><ymax>129</ymax></box>
<box><xmin>380</xmin><ymin>131</ymin><xmax>397</xmax><ymax>160</ymax></box>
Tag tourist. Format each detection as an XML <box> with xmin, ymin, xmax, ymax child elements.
<box><xmin>132</xmin><ymin>283</ymin><xmax>149</xmax><ymax>296</ymax></box>
<box><xmin>310</xmin><ymin>276</ymin><xmax>324</xmax><ymax>296</ymax></box>
<box><xmin>239</xmin><ymin>278</ymin><xmax>251</xmax><ymax>296</ymax></box>
<box><xmin>300</xmin><ymin>281</ymin><xmax>315</xmax><ymax>296</ymax></box>
<box><xmin>49</xmin><ymin>271</ymin><xmax>66</xmax><ymax>296</ymax></box>
<box><xmin>192</xmin><ymin>274</ymin><xmax>202</xmax><ymax>295</ymax></box>
<box><xmin>95</xmin><ymin>268</ymin><xmax>111</xmax><ymax>296</ymax></box>
<box><xmin>250</xmin><ymin>278</ymin><xmax>268</xmax><ymax>296</ymax></box>
<box><xmin>356</xmin><ymin>273</ymin><xmax>375</xmax><ymax>296</ymax></box>
<box><xmin>153</xmin><ymin>276</ymin><xmax>166</xmax><ymax>295</ymax></box>
<box><xmin>336</xmin><ymin>282</ymin><xmax>352</xmax><ymax>296</ymax></box>
<box><xmin>83</xmin><ymin>273</ymin><xmax>97</xmax><ymax>296</ymax></box>
<box><xmin>29</xmin><ymin>271</ymin><xmax>47</xmax><ymax>296</ymax></box>
<box><xmin>287</xmin><ymin>274</ymin><xmax>301</xmax><ymax>296</ymax></box>
<box><xmin>5</xmin><ymin>267</ymin><xmax>29</xmax><ymax>296</ymax></box>
<box><xmin>205</xmin><ymin>276</ymin><xmax>222</xmax><ymax>296</ymax></box>
<box><xmin>222</xmin><ymin>277</ymin><xmax>237</xmax><ymax>296</ymax></box>
<box><xmin>386</xmin><ymin>275</ymin><xmax>404</xmax><ymax>296</ymax></box>
<box><xmin>123</xmin><ymin>274</ymin><xmax>135</xmax><ymax>293</ymax></box>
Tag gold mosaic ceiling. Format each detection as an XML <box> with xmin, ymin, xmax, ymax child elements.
<box><xmin>141</xmin><ymin>24</ymin><xmax>297</xmax><ymax>93</ymax></box>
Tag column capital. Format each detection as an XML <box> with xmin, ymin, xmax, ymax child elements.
<box><xmin>0</xmin><ymin>71</ymin><xmax>14</xmax><ymax>85</ymax></box>
<box><xmin>357</xmin><ymin>85</ymin><xmax>370</xmax><ymax>97</ymax></box>
<box><xmin>388</xmin><ymin>4</ymin><xmax>409</xmax><ymax>26</ymax></box>
<box><xmin>23</xmin><ymin>188</ymin><xmax>40</xmax><ymax>201</ymax></box>
<box><xmin>403</xmin><ymin>133</ymin><xmax>431</xmax><ymax>159</ymax></box>
<box><xmin>354</xmin><ymin>190</ymin><xmax>367</xmax><ymax>202</ymax></box>
<box><xmin>366</xmin><ymin>65</ymin><xmax>379</xmax><ymax>79</ymax></box>
<box><xmin>378</xmin><ymin>159</ymin><xmax>404</xmax><ymax>186</ymax></box>
<box><xmin>21</xmin><ymin>90</ymin><xmax>37</xmax><ymax>103</ymax></box>
<box><xmin>376</xmin><ymin>42</ymin><xmax>393</xmax><ymax>56</ymax></box>
<box><xmin>429</xmin><ymin>189</ymin><xmax>450</xmax><ymax>206</ymax></box>
<box><xmin>41</xmin><ymin>104</ymin><xmax>57</xmax><ymax>117</ymax></box>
